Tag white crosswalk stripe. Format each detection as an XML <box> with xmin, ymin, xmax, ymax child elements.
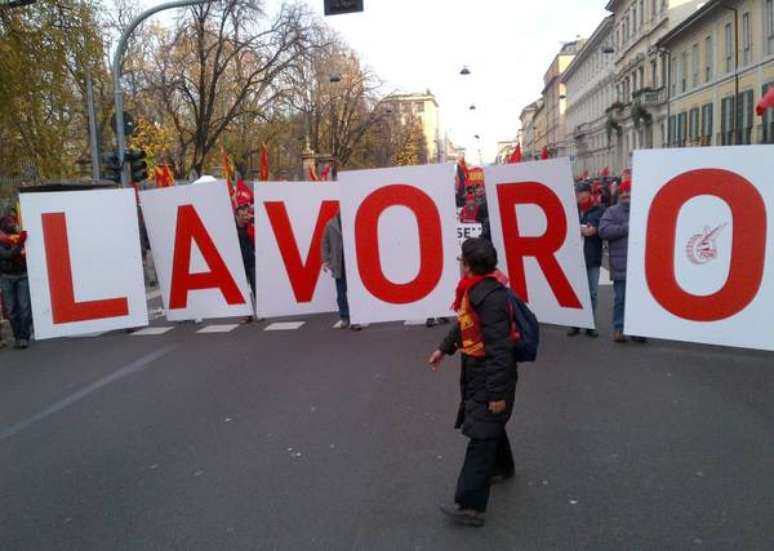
<box><xmin>264</xmin><ymin>321</ymin><xmax>305</xmax><ymax>331</ymax></box>
<box><xmin>131</xmin><ymin>327</ymin><xmax>175</xmax><ymax>336</ymax></box>
<box><xmin>196</xmin><ymin>324</ymin><xmax>240</xmax><ymax>334</ymax></box>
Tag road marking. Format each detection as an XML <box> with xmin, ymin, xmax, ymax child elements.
<box><xmin>0</xmin><ymin>345</ymin><xmax>178</xmax><ymax>442</ymax></box>
<box><xmin>197</xmin><ymin>324</ymin><xmax>240</xmax><ymax>334</ymax></box>
<box><xmin>131</xmin><ymin>327</ymin><xmax>174</xmax><ymax>336</ymax></box>
<box><xmin>264</xmin><ymin>321</ymin><xmax>305</xmax><ymax>331</ymax></box>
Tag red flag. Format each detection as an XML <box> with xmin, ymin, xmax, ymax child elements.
<box><xmin>221</xmin><ymin>146</ymin><xmax>235</xmax><ymax>201</ymax></box>
<box><xmin>319</xmin><ymin>162</ymin><xmax>333</xmax><ymax>181</ymax></box>
<box><xmin>307</xmin><ymin>165</ymin><xmax>319</xmax><ymax>181</ymax></box>
<box><xmin>259</xmin><ymin>143</ymin><xmax>269</xmax><ymax>181</ymax></box>
<box><xmin>540</xmin><ymin>146</ymin><xmax>549</xmax><ymax>160</ymax></box>
<box><xmin>757</xmin><ymin>87</ymin><xmax>774</xmax><ymax>116</ymax></box>
<box><xmin>154</xmin><ymin>163</ymin><xmax>175</xmax><ymax>188</ymax></box>
<box><xmin>507</xmin><ymin>144</ymin><xmax>522</xmax><ymax>163</ymax></box>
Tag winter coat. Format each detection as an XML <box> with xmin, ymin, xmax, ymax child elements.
<box><xmin>321</xmin><ymin>216</ymin><xmax>345</xmax><ymax>279</ymax></box>
<box><xmin>0</xmin><ymin>240</ymin><xmax>26</xmax><ymax>276</ymax></box>
<box><xmin>580</xmin><ymin>204</ymin><xmax>605</xmax><ymax>268</ymax></box>
<box><xmin>236</xmin><ymin>223</ymin><xmax>255</xmax><ymax>278</ymax></box>
<box><xmin>598</xmin><ymin>202</ymin><xmax>630</xmax><ymax>281</ymax></box>
<box><xmin>439</xmin><ymin>278</ymin><xmax>518</xmax><ymax>440</ymax></box>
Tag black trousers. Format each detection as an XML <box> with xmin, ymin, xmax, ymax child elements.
<box><xmin>455</xmin><ymin>431</ymin><xmax>514</xmax><ymax>512</ymax></box>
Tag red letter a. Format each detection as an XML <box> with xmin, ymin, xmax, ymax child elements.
<box><xmin>168</xmin><ymin>205</ymin><xmax>246</xmax><ymax>309</ymax></box>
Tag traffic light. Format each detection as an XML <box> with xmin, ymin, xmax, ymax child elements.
<box><xmin>125</xmin><ymin>149</ymin><xmax>148</xmax><ymax>183</ymax></box>
<box><xmin>101</xmin><ymin>150</ymin><xmax>122</xmax><ymax>183</ymax></box>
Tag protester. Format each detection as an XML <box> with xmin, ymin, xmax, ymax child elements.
<box><xmin>322</xmin><ymin>213</ymin><xmax>362</xmax><ymax>331</ymax></box>
<box><xmin>568</xmin><ymin>181</ymin><xmax>605</xmax><ymax>337</ymax></box>
<box><xmin>235</xmin><ymin>201</ymin><xmax>256</xmax><ymax>323</ymax></box>
<box><xmin>0</xmin><ymin>213</ymin><xmax>32</xmax><ymax>349</ymax></box>
<box><xmin>459</xmin><ymin>190</ymin><xmax>481</xmax><ymax>223</ymax></box>
<box><xmin>428</xmin><ymin>238</ymin><xmax>517</xmax><ymax>527</ymax></box>
<box><xmin>598</xmin><ymin>180</ymin><xmax>646</xmax><ymax>343</ymax></box>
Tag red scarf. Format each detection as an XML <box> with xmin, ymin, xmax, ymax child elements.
<box><xmin>452</xmin><ymin>270</ymin><xmax>509</xmax><ymax>311</ymax></box>
<box><xmin>579</xmin><ymin>196</ymin><xmax>594</xmax><ymax>214</ymax></box>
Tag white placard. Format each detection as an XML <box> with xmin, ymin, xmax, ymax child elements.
<box><xmin>19</xmin><ymin>190</ymin><xmax>148</xmax><ymax>339</ymax></box>
<box><xmin>253</xmin><ymin>182</ymin><xmax>339</xmax><ymax>318</ymax></box>
<box><xmin>140</xmin><ymin>183</ymin><xmax>253</xmax><ymax>321</ymax></box>
<box><xmin>484</xmin><ymin>159</ymin><xmax>594</xmax><ymax>328</ymax></box>
<box><xmin>457</xmin><ymin>222</ymin><xmax>483</xmax><ymax>244</ymax></box>
<box><xmin>338</xmin><ymin>164</ymin><xmax>458</xmax><ymax>324</ymax></box>
<box><xmin>626</xmin><ymin>146</ymin><xmax>774</xmax><ymax>350</ymax></box>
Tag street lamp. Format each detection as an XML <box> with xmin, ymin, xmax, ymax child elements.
<box><xmin>460</xmin><ymin>66</ymin><xmax>471</xmax><ymax>76</ymax></box>
<box><xmin>469</xmin><ymin>104</ymin><xmax>476</xmax><ymax>110</ymax></box>
<box><xmin>329</xmin><ymin>73</ymin><xmax>342</xmax><ymax>83</ymax></box>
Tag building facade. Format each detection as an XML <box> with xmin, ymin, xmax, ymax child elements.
<box><xmin>543</xmin><ymin>40</ymin><xmax>585</xmax><ymax>158</ymax></box>
<box><xmin>563</xmin><ymin>16</ymin><xmax>617</xmax><ymax>176</ymax></box>
<box><xmin>605</xmin><ymin>0</ymin><xmax>704</xmax><ymax>172</ymax></box>
<box><xmin>387</xmin><ymin>91</ymin><xmax>442</xmax><ymax>162</ymax></box>
<box><xmin>519</xmin><ymin>100</ymin><xmax>541</xmax><ymax>158</ymax></box>
<box><xmin>658</xmin><ymin>0</ymin><xmax>774</xmax><ymax>147</ymax></box>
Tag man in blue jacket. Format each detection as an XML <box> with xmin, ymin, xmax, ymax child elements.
<box><xmin>568</xmin><ymin>181</ymin><xmax>605</xmax><ymax>338</ymax></box>
<box><xmin>598</xmin><ymin>180</ymin><xmax>646</xmax><ymax>343</ymax></box>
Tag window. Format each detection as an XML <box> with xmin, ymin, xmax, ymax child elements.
<box><xmin>633</xmin><ymin>7</ymin><xmax>637</xmax><ymax>34</ymax></box>
<box><xmin>668</xmin><ymin>115</ymin><xmax>676</xmax><ymax>146</ymax></box>
<box><xmin>738</xmin><ymin>89</ymin><xmax>754</xmax><ymax>144</ymax></box>
<box><xmin>416</xmin><ymin>101</ymin><xmax>425</xmax><ymax>113</ymax></box>
<box><xmin>651</xmin><ymin>0</ymin><xmax>657</xmax><ymax>21</ymax></box>
<box><xmin>725</xmin><ymin>23</ymin><xmax>733</xmax><ymax>73</ymax></box>
<box><xmin>677</xmin><ymin>112</ymin><xmax>688</xmax><ymax>146</ymax></box>
<box><xmin>689</xmin><ymin>108</ymin><xmax>700</xmax><ymax>143</ymax></box>
<box><xmin>639</xmin><ymin>0</ymin><xmax>644</xmax><ymax>26</ymax></box>
<box><xmin>705</xmin><ymin>36</ymin><xmax>713</xmax><ymax>83</ymax></box>
<box><xmin>767</xmin><ymin>0</ymin><xmax>774</xmax><ymax>55</ymax></box>
<box><xmin>670</xmin><ymin>56</ymin><xmax>678</xmax><ymax>97</ymax></box>
<box><xmin>681</xmin><ymin>50</ymin><xmax>688</xmax><ymax>92</ymax></box>
<box><xmin>662</xmin><ymin>0</ymin><xmax>667</xmax><ymax>14</ymax></box>
<box><xmin>651</xmin><ymin>60</ymin><xmax>658</xmax><ymax>87</ymax></box>
<box><xmin>721</xmin><ymin>95</ymin><xmax>735</xmax><ymax>144</ymax></box>
<box><xmin>742</xmin><ymin>12</ymin><xmax>751</xmax><ymax>65</ymax></box>
<box><xmin>701</xmin><ymin>103</ymin><xmax>714</xmax><ymax>144</ymax></box>
<box><xmin>639</xmin><ymin>66</ymin><xmax>645</xmax><ymax>91</ymax></box>
<box><xmin>692</xmin><ymin>44</ymin><xmax>699</xmax><ymax>88</ymax></box>
<box><xmin>632</xmin><ymin>71</ymin><xmax>638</xmax><ymax>93</ymax></box>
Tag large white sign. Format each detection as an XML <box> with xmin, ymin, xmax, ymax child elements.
<box><xmin>140</xmin><ymin>183</ymin><xmax>253</xmax><ymax>321</ymax></box>
<box><xmin>19</xmin><ymin>190</ymin><xmax>148</xmax><ymax>339</ymax></box>
<box><xmin>338</xmin><ymin>164</ymin><xmax>459</xmax><ymax>324</ymax></box>
<box><xmin>253</xmin><ymin>182</ymin><xmax>339</xmax><ymax>317</ymax></box>
<box><xmin>484</xmin><ymin>160</ymin><xmax>595</xmax><ymax>328</ymax></box>
<box><xmin>626</xmin><ymin>146</ymin><xmax>774</xmax><ymax>351</ymax></box>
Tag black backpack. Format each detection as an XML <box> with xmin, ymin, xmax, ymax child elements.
<box><xmin>504</xmin><ymin>288</ymin><xmax>540</xmax><ymax>363</ymax></box>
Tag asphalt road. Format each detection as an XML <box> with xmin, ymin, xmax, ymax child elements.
<box><xmin>1</xmin><ymin>287</ymin><xmax>772</xmax><ymax>551</ymax></box>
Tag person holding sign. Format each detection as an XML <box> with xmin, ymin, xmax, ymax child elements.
<box><xmin>322</xmin><ymin>213</ymin><xmax>362</xmax><ymax>331</ymax></box>
<box><xmin>568</xmin><ymin>181</ymin><xmax>604</xmax><ymax>338</ymax></box>
<box><xmin>428</xmin><ymin>238</ymin><xmax>517</xmax><ymax>527</ymax></box>
<box><xmin>0</xmin><ymin>212</ymin><xmax>32</xmax><ymax>349</ymax></box>
<box><xmin>599</xmin><ymin>180</ymin><xmax>646</xmax><ymax>344</ymax></box>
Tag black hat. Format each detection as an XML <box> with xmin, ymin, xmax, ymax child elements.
<box><xmin>575</xmin><ymin>181</ymin><xmax>592</xmax><ymax>193</ymax></box>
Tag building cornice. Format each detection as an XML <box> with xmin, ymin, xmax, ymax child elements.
<box><xmin>562</xmin><ymin>16</ymin><xmax>614</xmax><ymax>81</ymax></box>
<box><xmin>657</xmin><ymin>0</ymin><xmax>723</xmax><ymax>49</ymax></box>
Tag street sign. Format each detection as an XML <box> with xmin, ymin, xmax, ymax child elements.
<box><xmin>324</xmin><ymin>0</ymin><xmax>363</xmax><ymax>16</ymax></box>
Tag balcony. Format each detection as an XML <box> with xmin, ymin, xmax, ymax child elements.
<box><xmin>757</xmin><ymin>123</ymin><xmax>774</xmax><ymax>144</ymax></box>
<box><xmin>632</xmin><ymin>87</ymin><xmax>665</xmax><ymax>108</ymax></box>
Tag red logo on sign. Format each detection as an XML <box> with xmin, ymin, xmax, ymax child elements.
<box><xmin>685</xmin><ymin>224</ymin><xmax>727</xmax><ymax>265</ymax></box>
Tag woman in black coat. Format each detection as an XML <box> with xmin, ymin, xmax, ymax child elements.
<box><xmin>428</xmin><ymin>238</ymin><xmax>518</xmax><ymax>526</ymax></box>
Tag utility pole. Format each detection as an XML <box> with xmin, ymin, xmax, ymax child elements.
<box><xmin>112</xmin><ymin>0</ymin><xmax>211</xmax><ymax>187</ymax></box>
<box><xmin>86</xmin><ymin>72</ymin><xmax>100</xmax><ymax>182</ymax></box>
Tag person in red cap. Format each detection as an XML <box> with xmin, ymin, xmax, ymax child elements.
<box><xmin>235</xmin><ymin>200</ymin><xmax>256</xmax><ymax>322</ymax></box>
<box><xmin>599</xmin><ymin>180</ymin><xmax>646</xmax><ymax>344</ymax></box>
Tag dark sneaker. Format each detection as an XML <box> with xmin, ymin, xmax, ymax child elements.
<box><xmin>585</xmin><ymin>329</ymin><xmax>599</xmax><ymax>338</ymax></box>
<box><xmin>15</xmin><ymin>339</ymin><xmax>29</xmax><ymax>349</ymax></box>
<box><xmin>350</xmin><ymin>324</ymin><xmax>363</xmax><ymax>331</ymax></box>
<box><xmin>425</xmin><ymin>318</ymin><xmax>438</xmax><ymax>327</ymax></box>
<box><xmin>439</xmin><ymin>504</ymin><xmax>485</xmax><ymax>527</ymax></box>
<box><xmin>613</xmin><ymin>330</ymin><xmax>626</xmax><ymax>343</ymax></box>
<box><xmin>567</xmin><ymin>327</ymin><xmax>581</xmax><ymax>336</ymax></box>
<box><xmin>631</xmin><ymin>336</ymin><xmax>648</xmax><ymax>343</ymax></box>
